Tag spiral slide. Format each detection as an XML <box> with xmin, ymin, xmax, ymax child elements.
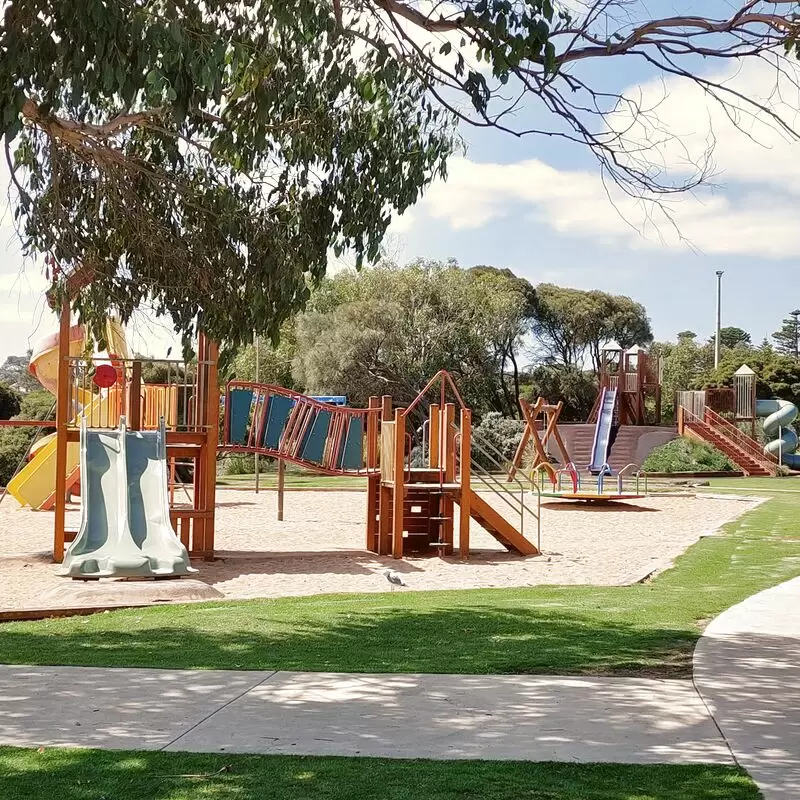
<box><xmin>757</xmin><ymin>398</ymin><xmax>800</xmax><ymax>469</ymax></box>
<box><xmin>6</xmin><ymin>320</ymin><xmax>128</xmax><ymax>509</ymax></box>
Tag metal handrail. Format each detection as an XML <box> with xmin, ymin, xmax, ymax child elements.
<box><xmin>617</xmin><ymin>463</ymin><xmax>647</xmax><ymax>495</ymax></box>
<box><xmin>530</xmin><ymin>461</ymin><xmax>557</xmax><ymax>492</ymax></box>
<box><xmin>682</xmin><ymin>405</ymin><xmax>777</xmax><ymax>471</ymax></box>
<box><xmin>467</xmin><ymin>431</ymin><xmax>542</xmax><ymax>552</ymax></box>
<box><xmin>556</xmin><ymin>461</ymin><xmax>580</xmax><ymax>493</ymax></box>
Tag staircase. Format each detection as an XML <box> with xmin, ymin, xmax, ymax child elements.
<box><xmin>681</xmin><ymin>409</ymin><xmax>775</xmax><ymax>477</ymax></box>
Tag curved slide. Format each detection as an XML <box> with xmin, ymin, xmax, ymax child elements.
<box><xmin>757</xmin><ymin>398</ymin><xmax>800</xmax><ymax>469</ymax></box>
<box><xmin>7</xmin><ymin>320</ymin><xmax>127</xmax><ymax>509</ymax></box>
<box><xmin>61</xmin><ymin>418</ymin><xmax>194</xmax><ymax>578</ymax></box>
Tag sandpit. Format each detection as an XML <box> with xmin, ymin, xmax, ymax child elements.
<box><xmin>0</xmin><ymin>489</ymin><xmax>761</xmax><ymax>611</ymax></box>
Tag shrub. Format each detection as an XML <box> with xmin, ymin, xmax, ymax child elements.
<box><xmin>0</xmin><ymin>391</ymin><xmax>56</xmax><ymax>486</ymax></box>
<box><xmin>642</xmin><ymin>438</ymin><xmax>735</xmax><ymax>473</ymax></box>
<box><xmin>0</xmin><ymin>382</ymin><xmax>21</xmax><ymax>420</ymax></box>
<box><xmin>472</xmin><ymin>412</ymin><xmax>525</xmax><ymax>470</ymax></box>
<box><xmin>223</xmin><ymin>454</ymin><xmax>257</xmax><ymax>475</ymax></box>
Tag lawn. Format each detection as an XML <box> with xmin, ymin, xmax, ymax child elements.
<box><xmin>1</xmin><ymin>488</ymin><xmax>798</xmax><ymax>676</ymax></box>
<box><xmin>216</xmin><ymin>472</ymin><xmax>365</xmax><ymax>489</ymax></box>
<box><xmin>0</xmin><ymin>747</ymin><xmax>760</xmax><ymax>800</ymax></box>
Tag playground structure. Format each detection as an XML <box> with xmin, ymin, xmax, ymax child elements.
<box><xmin>6</xmin><ymin>297</ymin><xmax>221</xmax><ymax>566</ymax></box>
<box><xmin>505</xmin><ymin>394</ymin><xmax>647</xmax><ymax>503</ymax></box>
<box><xmin>222</xmin><ymin>372</ymin><xmax>541</xmax><ymax>559</ymax></box>
<box><xmin>588</xmin><ymin>345</ymin><xmax>662</xmax><ymax>427</ymax></box>
<box><xmin>677</xmin><ymin>364</ymin><xmax>799</xmax><ymax>475</ymax></box>
<box><xmin>506</xmin><ymin>397</ymin><xmax>570</xmax><ymax>482</ymax></box>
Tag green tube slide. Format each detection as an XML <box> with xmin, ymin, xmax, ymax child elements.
<box><xmin>756</xmin><ymin>398</ymin><xmax>800</xmax><ymax>469</ymax></box>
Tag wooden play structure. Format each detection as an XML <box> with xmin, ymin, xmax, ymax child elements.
<box><xmin>506</xmin><ymin>397</ymin><xmax>571</xmax><ymax>483</ymax></box>
<box><xmin>222</xmin><ymin>371</ymin><xmax>541</xmax><ymax>559</ymax></box>
<box><xmin>44</xmin><ymin>302</ymin><xmax>220</xmax><ymax>563</ymax></box>
<box><xmin>589</xmin><ymin>345</ymin><xmax>662</xmax><ymax>426</ymax></box>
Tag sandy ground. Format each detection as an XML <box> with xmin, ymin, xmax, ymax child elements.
<box><xmin>0</xmin><ymin>489</ymin><xmax>762</xmax><ymax>611</ymax></box>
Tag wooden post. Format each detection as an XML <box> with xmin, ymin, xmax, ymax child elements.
<box><xmin>391</xmin><ymin>407</ymin><xmax>406</xmax><ymax>559</ymax></box>
<box><xmin>428</xmin><ymin>403</ymin><xmax>440</xmax><ymax>469</ymax></box>
<box><xmin>365</xmin><ymin>397</ymin><xmax>379</xmax><ymax>550</ymax></box>
<box><xmin>378</xmin><ymin>396</ymin><xmax>393</xmax><ymax>555</ymax></box>
<box><xmin>277</xmin><ymin>459</ymin><xmax>285</xmax><ymax>521</ymax></box>
<box><xmin>443</xmin><ymin>403</ymin><xmax>456</xmax><ymax>482</ymax></box>
<box><xmin>53</xmin><ymin>301</ymin><xmax>71</xmax><ymax>563</ymax></box>
<box><xmin>129</xmin><ymin>360</ymin><xmax>142</xmax><ymax>430</ymax></box>
<box><xmin>459</xmin><ymin>408</ymin><xmax>471</xmax><ymax>560</ymax></box>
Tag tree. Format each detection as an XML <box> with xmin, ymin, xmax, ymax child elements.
<box><xmin>3</xmin><ymin>1</ymin><xmax>454</xmax><ymax>349</ymax></box>
<box><xmin>650</xmin><ymin>337</ymin><xmax>714</xmax><ymax>421</ymax></box>
<box><xmin>531</xmin><ymin>285</ymin><xmax>652</xmax><ymax>373</ymax></box>
<box><xmin>771</xmin><ymin>316</ymin><xmax>800</xmax><ymax>357</ymax></box>
<box><xmin>522</xmin><ymin>365</ymin><xmax>597</xmax><ymax>422</ymax></box>
<box><xmin>3</xmin><ymin>2</ymin><xmax>800</xmax><ymax>348</ymax></box>
<box><xmin>293</xmin><ymin>260</ymin><xmax>533</xmax><ymax>415</ymax></box>
<box><xmin>717</xmin><ymin>327</ymin><xmax>752</xmax><ymax>350</ymax></box>
<box><xmin>231</xmin><ymin>324</ymin><xmax>298</xmax><ymax>390</ymax></box>
<box><xmin>0</xmin><ymin>352</ymin><xmax>42</xmax><ymax>393</ymax></box>
<box><xmin>0</xmin><ymin>383</ymin><xmax>21</xmax><ymax>420</ymax></box>
<box><xmin>677</xmin><ymin>331</ymin><xmax>697</xmax><ymax>342</ymax></box>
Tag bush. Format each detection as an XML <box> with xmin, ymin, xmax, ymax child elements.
<box><xmin>222</xmin><ymin>454</ymin><xmax>257</xmax><ymax>475</ymax></box>
<box><xmin>472</xmin><ymin>412</ymin><xmax>525</xmax><ymax>470</ymax></box>
<box><xmin>642</xmin><ymin>438</ymin><xmax>735</xmax><ymax>473</ymax></box>
<box><xmin>0</xmin><ymin>383</ymin><xmax>21</xmax><ymax>420</ymax></box>
<box><xmin>0</xmin><ymin>391</ymin><xmax>56</xmax><ymax>486</ymax></box>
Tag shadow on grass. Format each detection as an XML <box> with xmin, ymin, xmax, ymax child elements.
<box><xmin>0</xmin><ymin>600</ymin><xmax>698</xmax><ymax>676</ymax></box>
<box><xmin>0</xmin><ymin>748</ymin><xmax>761</xmax><ymax>800</ymax></box>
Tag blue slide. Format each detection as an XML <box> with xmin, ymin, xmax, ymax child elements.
<box><xmin>757</xmin><ymin>398</ymin><xmax>800</xmax><ymax>469</ymax></box>
<box><xmin>588</xmin><ymin>388</ymin><xmax>618</xmax><ymax>473</ymax></box>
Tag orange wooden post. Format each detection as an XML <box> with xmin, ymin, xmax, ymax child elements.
<box><xmin>441</xmin><ymin>403</ymin><xmax>456</xmax><ymax>552</ymax></box>
<box><xmin>391</xmin><ymin>407</ymin><xmax>406</xmax><ymax>559</ymax></box>
<box><xmin>378</xmin><ymin>395</ymin><xmax>393</xmax><ymax>555</ymax></box>
<box><xmin>277</xmin><ymin>459</ymin><xmax>285</xmax><ymax>522</ymax></box>
<box><xmin>428</xmin><ymin>403</ymin><xmax>440</xmax><ymax>469</ymax></box>
<box><xmin>507</xmin><ymin>399</ymin><xmax>533</xmax><ymax>481</ymax></box>
<box><xmin>129</xmin><ymin>360</ymin><xmax>142</xmax><ymax>430</ymax></box>
<box><xmin>365</xmin><ymin>396</ymin><xmax>380</xmax><ymax>551</ymax></box>
<box><xmin>459</xmin><ymin>408</ymin><xmax>471</xmax><ymax>560</ymax></box>
<box><xmin>53</xmin><ymin>300</ymin><xmax>71</xmax><ymax>563</ymax></box>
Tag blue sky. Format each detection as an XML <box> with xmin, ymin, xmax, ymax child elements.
<box><xmin>0</xmin><ymin>0</ymin><xmax>797</xmax><ymax>360</ymax></box>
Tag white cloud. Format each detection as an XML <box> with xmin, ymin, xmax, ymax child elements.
<box><xmin>399</xmin><ymin>56</ymin><xmax>800</xmax><ymax>260</ymax></box>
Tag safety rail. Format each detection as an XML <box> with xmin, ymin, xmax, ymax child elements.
<box><xmin>223</xmin><ymin>381</ymin><xmax>380</xmax><ymax>476</ymax></box>
<box><xmin>617</xmin><ymin>463</ymin><xmax>648</xmax><ymax>495</ymax></box>
<box><xmin>530</xmin><ymin>461</ymin><xmax>557</xmax><ymax>492</ymax></box>
<box><xmin>67</xmin><ymin>356</ymin><xmax>205</xmax><ymax>432</ymax></box>
<box><xmin>466</xmin><ymin>431</ymin><xmax>542</xmax><ymax>552</ymax></box>
<box><xmin>680</xmin><ymin>404</ymin><xmax>777</xmax><ymax>473</ymax></box>
<box><xmin>556</xmin><ymin>461</ymin><xmax>580</xmax><ymax>493</ymax></box>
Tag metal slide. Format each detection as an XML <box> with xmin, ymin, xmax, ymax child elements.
<box><xmin>588</xmin><ymin>387</ymin><xmax>618</xmax><ymax>473</ymax></box>
<box><xmin>60</xmin><ymin>418</ymin><xmax>195</xmax><ymax>578</ymax></box>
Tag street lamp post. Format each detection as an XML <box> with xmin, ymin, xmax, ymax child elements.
<box><xmin>714</xmin><ymin>271</ymin><xmax>724</xmax><ymax>369</ymax></box>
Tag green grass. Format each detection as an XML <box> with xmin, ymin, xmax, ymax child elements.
<box><xmin>0</xmin><ymin>747</ymin><xmax>760</xmax><ymax>800</ymax></box>
<box><xmin>1</xmin><ymin>489</ymin><xmax>798</xmax><ymax>677</ymax></box>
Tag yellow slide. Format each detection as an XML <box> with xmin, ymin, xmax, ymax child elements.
<box><xmin>7</xmin><ymin>319</ymin><xmax>127</xmax><ymax>510</ymax></box>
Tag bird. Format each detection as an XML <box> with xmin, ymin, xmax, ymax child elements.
<box><xmin>383</xmin><ymin>569</ymin><xmax>408</xmax><ymax>591</ymax></box>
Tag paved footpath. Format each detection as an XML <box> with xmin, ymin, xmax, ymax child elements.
<box><xmin>694</xmin><ymin>575</ymin><xmax>800</xmax><ymax>800</ymax></box>
<box><xmin>0</xmin><ymin>666</ymin><xmax>730</xmax><ymax>763</ymax></box>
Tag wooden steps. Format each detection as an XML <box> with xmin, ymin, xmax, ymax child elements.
<box><xmin>684</xmin><ymin>421</ymin><xmax>773</xmax><ymax>477</ymax></box>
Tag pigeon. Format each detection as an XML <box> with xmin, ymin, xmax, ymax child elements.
<box><xmin>383</xmin><ymin>569</ymin><xmax>408</xmax><ymax>591</ymax></box>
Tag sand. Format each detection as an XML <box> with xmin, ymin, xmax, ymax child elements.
<box><xmin>0</xmin><ymin>489</ymin><xmax>761</xmax><ymax>611</ymax></box>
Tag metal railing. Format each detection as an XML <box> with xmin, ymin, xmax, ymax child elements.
<box><xmin>465</xmin><ymin>430</ymin><xmax>542</xmax><ymax>552</ymax></box>
<box><xmin>617</xmin><ymin>463</ymin><xmax>648</xmax><ymax>495</ymax></box>
<box><xmin>681</xmin><ymin>405</ymin><xmax>777</xmax><ymax>472</ymax></box>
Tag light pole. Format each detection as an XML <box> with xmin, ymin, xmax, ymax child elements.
<box><xmin>714</xmin><ymin>271</ymin><xmax>724</xmax><ymax>369</ymax></box>
<box><xmin>791</xmin><ymin>309</ymin><xmax>800</xmax><ymax>360</ymax></box>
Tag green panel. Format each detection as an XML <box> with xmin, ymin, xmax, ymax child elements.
<box><xmin>263</xmin><ymin>395</ymin><xmax>294</xmax><ymax>450</ymax></box>
<box><xmin>228</xmin><ymin>389</ymin><xmax>253</xmax><ymax>445</ymax></box>
<box><xmin>338</xmin><ymin>417</ymin><xmax>364</xmax><ymax>470</ymax></box>
<box><xmin>300</xmin><ymin>409</ymin><xmax>332</xmax><ymax>465</ymax></box>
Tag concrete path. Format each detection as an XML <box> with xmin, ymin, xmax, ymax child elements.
<box><xmin>0</xmin><ymin>665</ymin><xmax>730</xmax><ymax>763</ymax></box>
<box><xmin>695</xmin><ymin>576</ymin><xmax>800</xmax><ymax>800</ymax></box>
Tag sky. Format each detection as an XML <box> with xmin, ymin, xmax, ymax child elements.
<box><xmin>0</xmin><ymin>1</ymin><xmax>798</xmax><ymax>363</ymax></box>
